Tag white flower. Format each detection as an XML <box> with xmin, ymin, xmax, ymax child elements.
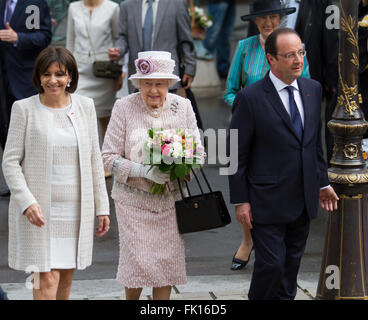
<box><xmin>173</xmin><ymin>134</ymin><xmax>182</xmax><ymax>142</ymax></box>
<box><xmin>195</xmin><ymin>7</ymin><xmax>204</xmax><ymax>15</ymax></box>
<box><xmin>162</xmin><ymin>131</ymin><xmax>173</xmax><ymax>142</ymax></box>
<box><xmin>144</xmin><ymin>138</ymin><xmax>153</xmax><ymax>149</ymax></box>
<box><xmin>172</xmin><ymin>141</ymin><xmax>183</xmax><ymax>158</ymax></box>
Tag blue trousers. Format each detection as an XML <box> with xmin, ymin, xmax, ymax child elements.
<box><xmin>203</xmin><ymin>1</ymin><xmax>236</xmax><ymax>75</ymax></box>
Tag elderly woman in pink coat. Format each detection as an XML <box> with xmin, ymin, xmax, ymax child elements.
<box><xmin>102</xmin><ymin>51</ymin><xmax>204</xmax><ymax>300</ymax></box>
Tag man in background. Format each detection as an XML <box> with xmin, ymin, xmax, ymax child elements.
<box><xmin>0</xmin><ymin>0</ymin><xmax>52</xmax><ymax>196</ymax></box>
<box><xmin>108</xmin><ymin>0</ymin><xmax>196</xmax><ymax>94</ymax></box>
<box><xmin>197</xmin><ymin>0</ymin><xmax>236</xmax><ymax>79</ymax></box>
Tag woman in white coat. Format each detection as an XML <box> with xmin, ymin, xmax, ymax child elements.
<box><xmin>2</xmin><ymin>47</ymin><xmax>110</xmax><ymax>300</ymax></box>
<box><xmin>66</xmin><ymin>0</ymin><xmax>123</xmax><ymax>178</ymax></box>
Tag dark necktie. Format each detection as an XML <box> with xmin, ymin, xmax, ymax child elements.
<box><xmin>4</xmin><ymin>0</ymin><xmax>14</xmax><ymax>23</ymax></box>
<box><xmin>286</xmin><ymin>86</ymin><xmax>303</xmax><ymax>141</ymax></box>
<box><xmin>143</xmin><ymin>0</ymin><xmax>153</xmax><ymax>51</ymax></box>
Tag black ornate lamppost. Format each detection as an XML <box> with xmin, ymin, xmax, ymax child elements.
<box><xmin>316</xmin><ymin>0</ymin><xmax>368</xmax><ymax>300</ymax></box>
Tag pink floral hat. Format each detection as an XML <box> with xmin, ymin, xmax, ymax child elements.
<box><xmin>129</xmin><ymin>51</ymin><xmax>180</xmax><ymax>88</ymax></box>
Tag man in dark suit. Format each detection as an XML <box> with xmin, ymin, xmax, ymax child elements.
<box><xmin>293</xmin><ymin>0</ymin><xmax>338</xmax><ymax>98</ymax></box>
<box><xmin>0</xmin><ymin>0</ymin><xmax>51</xmax><ymax>196</ymax></box>
<box><xmin>228</xmin><ymin>28</ymin><xmax>338</xmax><ymax>300</ymax></box>
<box><xmin>0</xmin><ymin>0</ymin><xmax>51</xmax><ymax>149</ymax></box>
<box><xmin>0</xmin><ymin>53</ymin><xmax>5</xmax><ymax>122</ymax></box>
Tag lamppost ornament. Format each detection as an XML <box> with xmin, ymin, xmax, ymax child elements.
<box><xmin>317</xmin><ymin>0</ymin><xmax>368</xmax><ymax>300</ymax></box>
<box><xmin>327</xmin><ymin>3</ymin><xmax>368</xmax><ymax>183</ymax></box>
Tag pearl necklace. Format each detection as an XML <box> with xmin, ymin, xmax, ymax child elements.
<box><xmin>145</xmin><ymin>104</ymin><xmax>164</xmax><ymax>118</ymax></box>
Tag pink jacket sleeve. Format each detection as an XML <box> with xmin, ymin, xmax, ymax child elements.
<box><xmin>101</xmin><ymin>99</ymin><xmax>135</xmax><ymax>184</ymax></box>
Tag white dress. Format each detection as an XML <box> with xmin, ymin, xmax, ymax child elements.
<box><xmin>66</xmin><ymin>0</ymin><xmax>120</xmax><ymax>118</ymax></box>
<box><xmin>41</xmin><ymin>102</ymin><xmax>81</xmax><ymax>269</ymax></box>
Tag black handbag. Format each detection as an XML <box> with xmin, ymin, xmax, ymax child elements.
<box><xmin>92</xmin><ymin>61</ymin><xmax>122</xmax><ymax>79</ymax></box>
<box><xmin>175</xmin><ymin>168</ymin><xmax>231</xmax><ymax>234</ymax></box>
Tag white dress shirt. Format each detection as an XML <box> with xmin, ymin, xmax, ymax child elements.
<box><xmin>269</xmin><ymin>70</ymin><xmax>305</xmax><ymax>127</ymax></box>
<box><xmin>142</xmin><ymin>0</ymin><xmax>159</xmax><ymax>30</ymax></box>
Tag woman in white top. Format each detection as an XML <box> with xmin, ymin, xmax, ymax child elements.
<box><xmin>2</xmin><ymin>47</ymin><xmax>110</xmax><ymax>300</ymax></box>
<box><xmin>66</xmin><ymin>0</ymin><xmax>123</xmax><ymax>177</ymax></box>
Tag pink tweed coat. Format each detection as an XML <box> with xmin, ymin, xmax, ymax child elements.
<box><xmin>102</xmin><ymin>92</ymin><xmax>203</xmax><ymax>288</ymax></box>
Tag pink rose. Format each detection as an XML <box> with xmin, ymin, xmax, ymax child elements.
<box><xmin>137</xmin><ymin>58</ymin><xmax>154</xmax><ymax>75</ymax></box>
<box><xmin>161</xmin><ymin>144</ymin><xmax>171</xmax><ymax>156</ymax></box>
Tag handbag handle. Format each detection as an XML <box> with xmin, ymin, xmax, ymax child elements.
<box><xmin>200</xmin><ymin>167</ymin><xmax>213</xmax><ymax>193</ymax></box>
<box><xmin>177</xmin><ymin>167</ymin><xmax>213</xmax><ymax>201</ymax></box>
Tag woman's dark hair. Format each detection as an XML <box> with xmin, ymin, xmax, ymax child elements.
<box><xmin>265</xmin><ymin>28</ymin><xmax>302</xmax><ymax>58</ymax></box>
<box><xmin>32</xmin><ymin>47</ymin><xmax>79</xmax><ymax>93</ymax></box>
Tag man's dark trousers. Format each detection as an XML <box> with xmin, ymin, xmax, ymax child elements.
<box><xmin>249</xmin><ymin>210</ymin><xmax>310</xmax><ymax>300</ymax></box>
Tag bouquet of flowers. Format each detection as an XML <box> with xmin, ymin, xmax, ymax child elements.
<box><xmin>188</xmin><ymin>6</ymin><xmax>213</xmax><ymax>30</ymax></box>
<box><xmin>144</xmin><ymin>128</ymin><xmax>203</xmax><ymax>195</ymax></box>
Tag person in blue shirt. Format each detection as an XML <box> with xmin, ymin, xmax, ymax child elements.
<box><xmin>224</xmin><ymin>0</ymin><xmax>309</xmax><ymax>107</ymax></box>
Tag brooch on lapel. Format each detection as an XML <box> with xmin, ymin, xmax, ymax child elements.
<box><xmin>170</xmin><ymin>100</ymin><xmax>179</xmax><ymax>114</ymax></box>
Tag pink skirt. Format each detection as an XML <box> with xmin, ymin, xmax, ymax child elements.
<box><xmin>114</xmin><ymin>189</ymin><xmax>187</xmax><ymax>288</ymax></box>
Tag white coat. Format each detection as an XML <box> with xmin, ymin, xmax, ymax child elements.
<box><xmin>2</xmin><ymin>94</ymin><xmax>109</xmax><ymax>272</ymax></box>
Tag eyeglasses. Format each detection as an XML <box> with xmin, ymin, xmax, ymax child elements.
<box><xmin>276</xmin><ymin>50</ymin><xmax>307</xmax><ymax>60</ymax></box>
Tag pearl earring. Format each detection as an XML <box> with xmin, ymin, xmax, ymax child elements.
<box><xmin>67</xmin><ymin>83</ymin><xmax>70</xmax><ymax>87</ymax></box>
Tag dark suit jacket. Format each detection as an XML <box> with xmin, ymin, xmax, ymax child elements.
<box><xmin>0</xmin><ymin>54</ymin><xmax>5</xmax><ymax>113</ymax></box>
<box><xmin>0</xmin><ymin>0</ymin><xmax>51</xmax><ymax>99</ymax></box>
<box><xmin>294</xmin><ymin>0</ymin><xmax>338</xmax><ymax>92</ymax></box>
<box><xmin>228</xmin><ymin>73</ymin><xmax>329</xmax><ymax>224</ymax></box>
<box><xmin>247</xmin><ymin>0</ymin><xmax>338</xmax><ymax>94</ymax></box>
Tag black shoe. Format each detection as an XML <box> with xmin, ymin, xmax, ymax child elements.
<box><xmin>218</xmin><ymin>72</ymin><xmax>228</xmax><ymax>79</ymax></box>
<box><xmin>0</xmin><ymin>188</ymin><xmax>10</xmax><ymax>197</ymax></box>
<box><xmin>230</xmin><ymin>249</ymin><xmax>253</xmax><ymax>271</ymax></box>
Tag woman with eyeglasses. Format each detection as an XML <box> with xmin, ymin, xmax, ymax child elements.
<box><xmin>224</xmin><ymin>0</ymin><xmax>310</xmax><ymax>271</ymax></box>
